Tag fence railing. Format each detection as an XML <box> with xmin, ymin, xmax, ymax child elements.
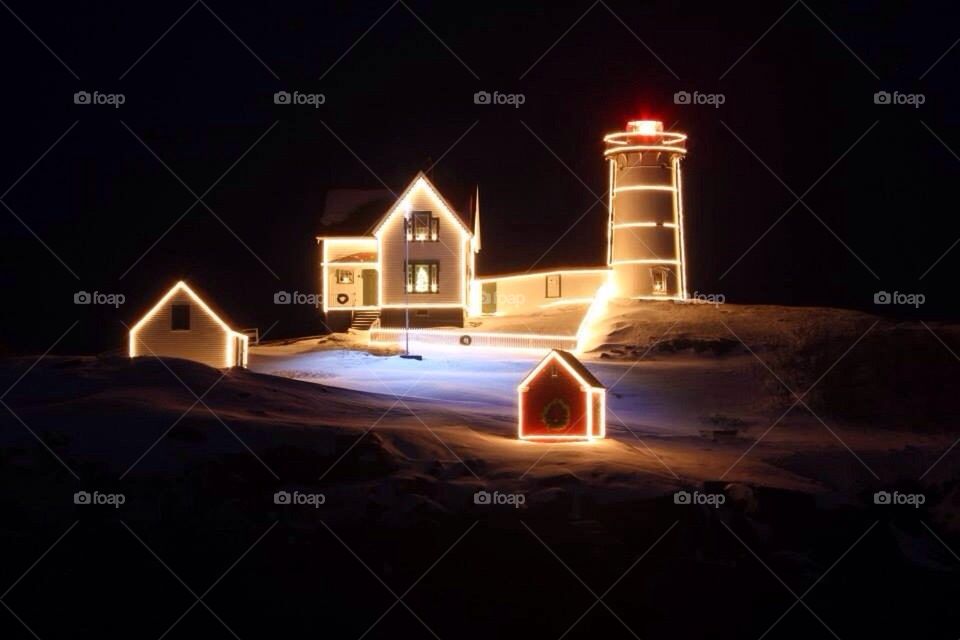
<box><xmin>369</xmin><ymin>327</ymin><xmax>577</xmax><ymax>352</ymax></box>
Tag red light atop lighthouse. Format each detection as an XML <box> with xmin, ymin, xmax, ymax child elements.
<box><xmin>626</xmin><ymin>120</ymin><xmax>663</xmax><ymax>136</ymax></box>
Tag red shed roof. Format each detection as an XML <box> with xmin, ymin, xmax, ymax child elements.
<box><xmin>520</xmin><ymin>349</ymin><xmax>605</xmax><ymax>391</ymax></box>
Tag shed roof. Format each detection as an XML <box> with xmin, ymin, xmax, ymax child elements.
<box><xmin>129</xmin><ymin>281</ymin><xmax>241</xmax><ymax>336</ymax></box>
<box><xmin>520</xmin><ymin>349</ymin><xmax>605</xmax><ymax>390</ymax></box>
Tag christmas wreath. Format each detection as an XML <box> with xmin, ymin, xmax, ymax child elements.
<box><xmin>541</xmin><ymin>398</ymin><xmax>571</xmax><ymax>430</ymax></box>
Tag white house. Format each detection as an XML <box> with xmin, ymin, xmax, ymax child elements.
<box><xmin>128</xmin><ymin>281</ymin><xmax>249</xmax><ymax>369</ymax></box>
<box><xmin>317</xmin><ymin>120</ymin><xmax>689</xmax><ymax>334</ymax></box>
<box><xmin>319</xmin><ymin>172</ymin><xmax>477</xmax><ymax>329</ymax></box>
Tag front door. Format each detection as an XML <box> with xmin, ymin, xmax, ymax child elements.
<box><xmin>362</xmin><ymin>269</ymin><xmax>378</xmax><ymax>306</ymax></box>
<box><xmin>482</xmin><ymin>282</ymin><xmax>497</xmax><ymax>314</ymax></box>
<box><xmin>234</xmin><ymin>336</ymin><xmax>245</xmax><ymax>368</ymax></box>
<box><xmin>546</xmin><ymin>274</ymin><xmax>561</xmax><ymax>298</ymax></box>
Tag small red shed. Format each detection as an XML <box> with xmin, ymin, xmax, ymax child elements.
<box><xmin>518</xmin><ymin>349</ymin><xmax>606</xmax><ymax>441</ymax></box>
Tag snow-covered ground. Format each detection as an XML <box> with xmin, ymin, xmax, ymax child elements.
<box><xmin>461</xmin><ymin>302</ymin><xmax>589</xmax><ymax>336</ymax></box>
<box><xmin>3</xmin><ymin>302</ymin><xmax>956</xmax><ymax>640</ymax></box>
<box><xmin>4</xmin><ymin>300</ymin><xmax>953</xmax><ymax>513</ymax></box>
<box><xmin>249</xmin><ymin>300</ymin><xmax>959</xmax><ymax>498</ymax></box>
<box><xmin>250</xmin><ymin>339</ymin><xmax>754</xmax><ymax>438</ymax></box>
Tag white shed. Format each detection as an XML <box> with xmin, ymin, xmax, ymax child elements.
<box><xmin>128</xmin><ymin>281</ymin><xmax>249</xmax><ymax>369</ymax></box>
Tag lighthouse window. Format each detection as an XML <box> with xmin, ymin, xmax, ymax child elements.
<box><xmin>651</xmin><ymin>268</ymin><xmax>668</xmax><ymax>295</ymax></box>
<box><xmin>406</xmin><ymin>261</ymin><xmax>439</xmax><ymax>294</ymax></box>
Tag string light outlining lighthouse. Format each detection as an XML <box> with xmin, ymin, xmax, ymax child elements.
<box><xmin>603</xmin><ymin>120</ymin><xmax>689</xmax><ymax>300</ymax></box>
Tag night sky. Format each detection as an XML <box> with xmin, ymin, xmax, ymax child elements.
<box><xmin>1</xmin><ymin>1</ymin><xmax>958</xmax><ymax>354</ymax></box>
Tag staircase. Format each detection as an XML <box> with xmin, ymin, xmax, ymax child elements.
<box><xmin>350</xmin><ymin>309</ymin><xmax>380</xmax><ymax>331</ymax></box>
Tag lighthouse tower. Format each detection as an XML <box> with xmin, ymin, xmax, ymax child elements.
<box><xmin>603</xmin><ymin>120</ymin><xmax>688</xmax><ymax>300</ymax></box>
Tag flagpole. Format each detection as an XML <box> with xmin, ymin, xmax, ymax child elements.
<box><xmin>404</xmin><ymin>205</ymin><xmax>410</xmax><ymax>356</ymax></box>
<box><xmin>400</xmin><ymin>204</ymin><xmax>421</xmax><ymax>360</ymax></box>
<box><xmin>403</xmin><ymin>204</ymin><xmax>410</xmax><ymax>356</ymax></box>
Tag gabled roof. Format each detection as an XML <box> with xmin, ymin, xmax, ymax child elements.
<box><xmin>129</xmin><ymin>281</ymin><xmax>241</xmax><ymax>337</ymax></box>
<box><xmin>317</xmin><ymin>189</ymin><xmax>395</xmax><ymax>237</ymax></box>
<box><xmin>371</xmin><ymin>171</ymin><xmax>473</xmax><ymax>237</ymax></box>
<box><xmin>520</xmin><ymin>349</ymin><xmax>605</xmax><ymax>390</ymax></box>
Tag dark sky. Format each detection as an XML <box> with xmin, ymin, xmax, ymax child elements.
<box><xmin>1</xmin><ymin>1</ymin><xmax>958</xmax><ymax>354</ymax></box>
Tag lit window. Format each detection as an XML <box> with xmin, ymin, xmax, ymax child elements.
<box><xmin>651</xmin><ymin>268</ymin><xmax>668</xmax><ymax>295</ymax></box>
<box><xmin>335</xmin><ymin>269</ymin><xmax>354</xmax><ymax>284</ymax></box>
<box><xmin>171</xmin><ymin>304</ymin><xmax>190</xmax><ymax>331</ymax></box>
<box><xmin>406</xmin><ymin>261</ymin><xmax>439</xmax><ymax>294</ymax></box>
<box><xmin>407</xmin><ymin>211</ymin><xmax>439</xmax><ymax>242</ymax></box>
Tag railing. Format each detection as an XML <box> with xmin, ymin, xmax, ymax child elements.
<box><xmin>239</xmin><ymin>328</ymin><xmax>260</xmax><ymax>345</ymax></box>
<box><xmin>369</xmin><ymin>327</ymin><xmax>577</xmax><ymax>352</ymax></box>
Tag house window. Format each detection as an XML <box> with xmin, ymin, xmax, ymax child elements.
<box><xmin>406</xmin><ymin>261</ymin><xmax>439</xmax><ymax>294</ymax></box>
<box><xmin>171</xmin><ymin>304</ymin><xmax>190</xmax><ymax>330</ymax></box>
<box><xmin>335</xmin><ymin>269</ymin><xmax>354</xmax><ymax>284</ymax></box>
<box><xmin>651</xmin><ymin>268</ymin><xmax>668</xmax><ymax>295</ymax></box>
<box><xmin>407</xmin><ymin>211</ymin><xmax>439</xmax><ymax>242</ymax></box>
<box><xmin>545</xmin><ymin>274</ymin><xmax>561</xmax><ymax>298</ymax></box>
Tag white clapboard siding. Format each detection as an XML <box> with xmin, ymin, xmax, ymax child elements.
<box><xmin>475</xmin><ymin>269</ymin><xmax>608</xmax><ymax>315</ymax></box>
<box><xmin>377</xmin><ymin>177</ymin><xmax>470</xmax><ymax>307</ymax></box>
<box><xmin>326</xmin><ymin>267</ymin><xmax>365</xmax><ymax>309</ymax></box>
<box><xmin>129</xmin><ymin>283</ymin><xmax>246</xmax><ymax>369</ymax></box>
